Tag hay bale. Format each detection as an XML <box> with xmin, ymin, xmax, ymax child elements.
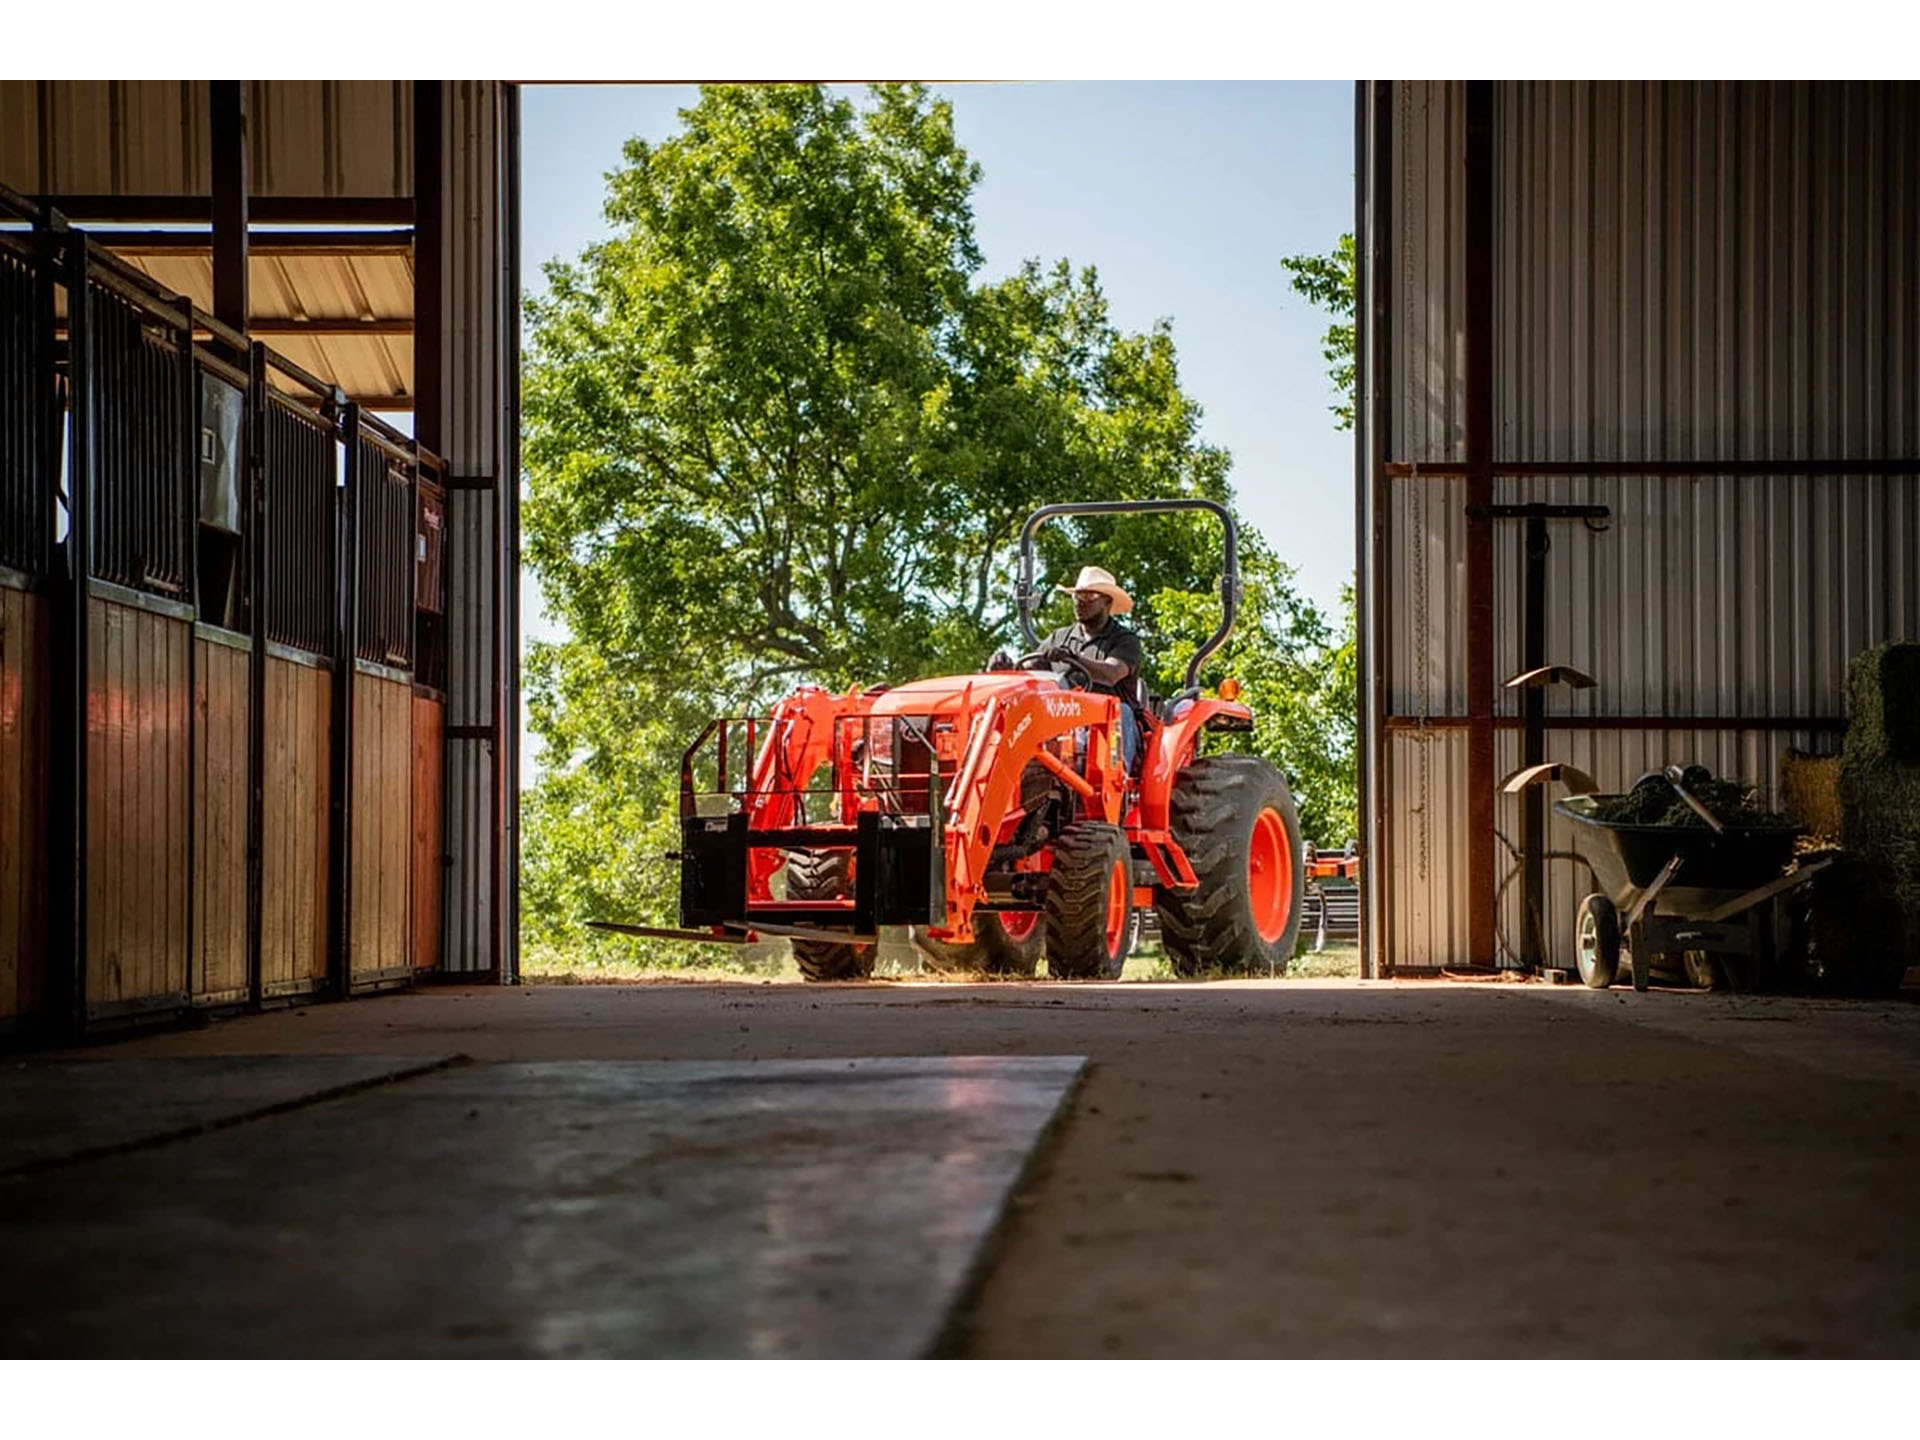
<box><xmin>1781</xmin><ymin>748</ymin><xmax>1844</xmax><ymax>843</ymax></box>
<box><xmin>1839</xmin><ymin>642</ymin><xmax>1920</xmax><ymax>971</ymax></box>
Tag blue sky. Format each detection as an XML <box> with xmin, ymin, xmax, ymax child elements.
<box><xmin>518</xmin><ymin>82</ymin><xmax>1357</xmax><ymax>769</ymax></box>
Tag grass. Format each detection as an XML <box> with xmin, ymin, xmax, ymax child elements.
<box><xmin>520</xmin><ymin>934</ymin><xmax>1362</xmax><ymax>984</ymax></box>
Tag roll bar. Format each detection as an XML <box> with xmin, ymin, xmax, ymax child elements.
<box><xmin>1015</xmin><ymin>498</ymin><xmax>1240</xmax><ymax>694</ymax></box>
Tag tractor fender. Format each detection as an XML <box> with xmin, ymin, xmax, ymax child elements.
<box><xmin>1137</xmin><ymin>697</ymin><xmax>1256</xmax><ymax>830</ymax></box>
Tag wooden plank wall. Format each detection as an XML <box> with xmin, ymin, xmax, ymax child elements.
<box><xmin>350</xmin><ymin>670</ymin><xmax>412</xmax><ymax>985</ymax></box>
<box><xmin>86</xmin><ymin>597</ymin><xmax>191</xmax><ymax>1014</ymax></box>
<box><xmin>411</xmin><ymin>694</ymin><xmax>443</xmax><ymax>974</ymax></box>
<box><xmin>261</xmin><ymin>655</ymin><xmax>330</xmax><ymax>997</ymax></box>
<box><xmin>192</xmin><ymin>632</ymin><xmax>250</xmax><ymax>1005</ymax></box>
<box><xmin>0</xmin><ymin>586</ymin><xmax>51</xmax><ymax>1026</ymax></box>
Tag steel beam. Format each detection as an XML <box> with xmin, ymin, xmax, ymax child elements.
<box><xmin>1387</xmin><ymin>459</ymin><xmax>1920</xmax><ymax>478</ymax></box>
<box><xmin>103</xmin><ymin>230</ymin><xmax>414</xmax><ymax>257</ymax></box>
<box><xmin>209</xmin><ymin>82</ymin><xmax>249</xmax><ymax>358</ymax></box>
<box><xmin>1359</xmin><ymin>79</ymin><xmax>1393</xmax><ymax>981</ymax></box>
<box><xmin>33</xmin><ymin>194</ymin><xmax>415</xmax><ymax>225</ymax></box>
<box><xmin>1463</xmin><ymin>80</ymin><xmax>1496</xmax><ymax>970</ymax></box>
<box><xmin>1382</xmin><ymin>714</ymin><xmax>1845</xmax><ymax>732</ymax></box>
<box><xmin>412</xmin><ymin>82</ymin><xmax>444</xmax><ymax>459</ymax></box>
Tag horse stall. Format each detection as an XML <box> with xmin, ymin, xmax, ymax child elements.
<box><xmin>0</xmin><ymin>225</ymin><xmax>54</xmax><ymax>1036</ymax></box>
<box><xmin>0</xmin><ymin>186</ymin><xmax>457</xmax><ymax>1035</ymax></box>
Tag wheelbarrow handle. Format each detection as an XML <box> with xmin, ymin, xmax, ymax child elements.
<box><xmin>1663</xmin><ymin>764</ymin><xmax>1727</xmax><ymax>835</ymax></box>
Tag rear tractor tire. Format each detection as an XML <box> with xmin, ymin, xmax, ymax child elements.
<box><xmin>1044</xmin><ymin>823</ymin><xmax>1134</xmax><ymax>980</ymax></box>
<box><xmin>1156</xmin><ymin>755</ymin><xmax>1306</xmax><ymax>977</ymax></box>
<box><xmin>912</xmin><ymin>911</ymin><xmax>1044</xmax><ymax>977</ymax></box>
<box><xmin>784</xmin><ymin>848</ymin><xmax>875</xmax><ymax>982</ymax></box>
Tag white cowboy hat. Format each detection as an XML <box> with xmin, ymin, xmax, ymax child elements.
<box><xmin>1055</xmin><ymin>564</ymin><xmax>1134</xmax><ymax>616</ymax></box>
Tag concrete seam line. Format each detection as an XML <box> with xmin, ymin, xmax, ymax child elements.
<box><xmin>1</xmin><ymin>1053</ymin><xmax>472</xmax><ymax>1184</ymax></box>
<box><xmin>923</xmin><ymin>1055</ymin><xmax>1095</xmax><ymax>1360</ymax></box>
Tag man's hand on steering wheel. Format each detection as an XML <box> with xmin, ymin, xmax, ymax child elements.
<box><xmin>1017</xmin><ymin>647</ymin><xmax>1094</xmax><ymax>688</ymax></box>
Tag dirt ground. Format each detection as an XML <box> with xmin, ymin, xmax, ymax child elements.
<box><xmin>92</xmin><ymin>977</ymin><xmax>1920</xmax><ymax>1357</ymax></box>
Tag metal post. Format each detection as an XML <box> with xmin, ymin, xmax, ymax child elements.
<box><xmin>329</xmin><ymin>403</ymin><xmax>361</xmax><ymax>998</ymax></box>
<box><xmin>52</xmin><ymin>219</ymin><xmax>91</xmax><ymax>1035</ymax></box>
<box><xmin>1520</xmin><ymin>514</ymin><xmax>1548</xmax><ymax>971</ymax></box>
<box><xmin>1464</xmin><ymin>80</ymin><xmax>1497</xmax><ymax>969</ymax></box>
<box><xmin>246</xmin><ymin>343</ymin><xmax>268</xmax><ymax>1005</ymax></box>
<box><xmin>1359</xmin><ymin>79</ymin><xmax>1394</xmax><ymax>980</ymax></box>
<box><xmin>412</xmin><ymin>81</ymin><xmax>443</xmax><ymax>458</ymax></box>
<box><xmin>210</xmin><ymin>82</ymin><xmax>249</xmax><ymax>358</ymax></box>
<box><xmin>503</xmin><ymin>81</ymin><xmax>523</xmax><ymax>986</ymax></box>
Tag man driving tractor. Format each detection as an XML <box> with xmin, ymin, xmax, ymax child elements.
<box><xmin>1036</xmin><ymin>565</ymin><xmax>1144</xmax><ymax>772</ymax></box>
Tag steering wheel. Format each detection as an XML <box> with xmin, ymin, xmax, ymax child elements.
<box><xmin>1017</xmin><ymin>649</ymin><xmax>1094</xmax><ymax>689</ymax></box>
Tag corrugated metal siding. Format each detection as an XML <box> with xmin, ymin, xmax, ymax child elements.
<box><xmin>0</xmin><ymin>81</ymin><xmax>411</xmax><ymax>197</ymax></box>
<box><xmin>444</xmin><ymin>486</ymin><xmax>497</xmax><ymax>973</ymax></box>
<box><xmin>1374</xmin><ymin>81</ymin><xmax>1920</xmax><ymax>972</ymax></box>
<box><xmin>1390</xmin><ymin>80</ymin><xmax>1467</xmax><ymax>467</ymax></box>
<box><xmin>1384</xmin><ymin>727</ymin><xmax>1470</xmax><ymax>969</ymax></box>
<box><xmin>119</xmin><ymin>251</ymin><xmax>415</xmax><ymax>406</ymax></box>
<box><xmin>438</xmin><ymin>81</ymin><xmax>514</xmax><ymax>978</ymax></box>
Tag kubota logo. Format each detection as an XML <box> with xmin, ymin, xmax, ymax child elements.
<box><xmin>1042</xmin><ymin>696</ymin><xmax>1085</xmax><ymax>720</ymax></box>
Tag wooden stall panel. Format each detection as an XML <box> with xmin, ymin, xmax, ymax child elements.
<box><xmin>192</xmin><ymin>633</ymin><xmax>250</xmax><ymax>1004</ymax></box>
<box><xmin>86</xmin><ymin>597</ymin><xmax>191</xmax><ymax>1015</ymax></box>
<box><xmin>412</xmin><ymin>694</ymin><xmax>443</xmax><ymax>974</ymax></box>
<box><xmin>350</xmin><ymin>671</ymin><xmax>412</xmax><ymax>987</ymax></box>
<box><xmin>261</xmin><ymin>656</ymin><xmax>331</xmax><ymax>998</ymax></box>
<box><xmin>1</xmin><ymin>586</ymin><xmax>52</xmax><ymax>1026</ymax></box>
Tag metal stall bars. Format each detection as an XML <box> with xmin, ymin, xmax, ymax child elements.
<box><xmin>72</xmin><ymin>230</ymin><xmax>199</xmax><ymax>1024</ymax></box>
<box><xmin>258</xmin><ymin>351</ymin><xmax>343</xmax><ymax>1004</ymax></box>
<box><xmin>333</xmin><ymin>408</ymin><xmax>419</xmax><ymax>995</ymax></box>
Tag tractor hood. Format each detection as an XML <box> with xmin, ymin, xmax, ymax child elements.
<box><xmin>866</xmin><ymin>671</ymin><xmax>1070</xmax><ymax>718</ymax></box>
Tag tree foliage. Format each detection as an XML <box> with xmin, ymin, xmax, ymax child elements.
<box><xmin>1280</xmin><ymin>232</ymin><xmax>1356</xmax><ymax>431</ymax></box>
<box><xmin>522</xmin><ymin>85</ymin><xmax>1356</xmax><ymax>956</ymax></box>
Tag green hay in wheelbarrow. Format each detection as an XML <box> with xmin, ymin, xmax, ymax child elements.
<box><xmin>1553</xmin><ymin>794</ymin><xmax>1801</xmax><ymax>903</ymax></box>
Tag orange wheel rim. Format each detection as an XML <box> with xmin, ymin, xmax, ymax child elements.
<box><xmin>1105</xmin><ymin>861</ymin><xmax>1129</xmax><ymax>956</ymax></box>
<box><xmin>1000</xmin><ymin>911</ymin><xmax>1039</xmax><ymax>941</ymax></box>
<box><xmin>1249</xmin><ymin>807</ymin><xmax>1292</xmax><ymax>945</ymax></box>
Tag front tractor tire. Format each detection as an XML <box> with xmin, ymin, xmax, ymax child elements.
<box><xmin>784</xmin><ymin>848</ymin><xmax>875</xmax><ymax>982</ymax></box>
<box><xmin>912</xmin><ymin>911</ymin><xmax>1044</xmax><ymax>977</ymax></box>
<box><xmin>1044</xmin><ymin>823</ymin><xmax>1134</xmax><ymax>980</ymax></box>
<box><xmin>1157</xmin><ymin>754</ymin><xmax>1306</xmax><ymax>976</ymax></box>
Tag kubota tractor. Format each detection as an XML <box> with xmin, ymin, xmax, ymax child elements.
<box><xmin>602</xmin><ymin>500</ymin><xmax>1306</xmax><ymax>981</ymax></box>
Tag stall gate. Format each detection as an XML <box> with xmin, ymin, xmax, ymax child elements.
<box><xmin>0</xmin><ymin>188</ymin><xmax>447</xmax><ymax>1036</ymax></box>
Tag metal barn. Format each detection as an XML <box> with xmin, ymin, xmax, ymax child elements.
<box><xmin>0</xmin><ymin>81</ymin><xmax>522</xmax><ymax>1036</ymax></box>
<box><xmin>1355</xmin><ymin>81</ymin><xmax>1920</xmax><ymax>976</ymax></box>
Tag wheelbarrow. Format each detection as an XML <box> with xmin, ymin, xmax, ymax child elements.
<box><xmin>1552</xmin><ymin>771</ymin><xmax>1831</xmax><ymax>992</ymax></box>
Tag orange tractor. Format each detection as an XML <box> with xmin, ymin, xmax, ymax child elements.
<box><xmin>607</xmin><ymin>501</ymin><xmax>1306</xmax><ymax>980</ymax></box>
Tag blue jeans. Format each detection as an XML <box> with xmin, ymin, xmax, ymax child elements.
<box><xmin>1119</xmin><ymin>703</ymin><xmax>1140</xmax><ymax>773</ymax></box>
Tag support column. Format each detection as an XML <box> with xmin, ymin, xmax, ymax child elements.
<box><xmin>1464</xmin><ymin>80</ymin><xmax>1497</xmax><ymax>968</ymax></box>
<box><xmin>412</xmin><ymin>81</ymin><xmax>443</xmax><ymax>455</ymax></box>
<box><xmin>210</xmin><ymin>82</ymin><xmax>249</xmax><ymax>351</ymax></box>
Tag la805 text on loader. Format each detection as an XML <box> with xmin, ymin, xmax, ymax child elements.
<box><xmin>600</xmin><ymin>500</ymin><xmax>1307</xmax><ymax>981</ymax></box>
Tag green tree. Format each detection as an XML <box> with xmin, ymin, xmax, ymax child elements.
<box><xmin>522</xmin><ymin>84</ymin><xmax>1350</xmax><ymax>957</ymax></box>
<box><xmin>1280</xmin><ymin>232</ymin><xmax>1356</xmax><ymax>431</ymax></box>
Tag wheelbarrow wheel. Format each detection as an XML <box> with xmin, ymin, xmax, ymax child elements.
<box><xmin>1682</xmin><ymin>950</ymin><xmax>1725</xmax><ymax>991</ymax></box>
<box><xmin>1575</xmin><ymin>893</ymin><xmax>1622</xmax><ymax>989</ymax></box>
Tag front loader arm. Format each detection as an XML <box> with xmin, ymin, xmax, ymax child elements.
<box><xmin>932</xmin><ymin>688</ymin><xmax>1125</xmax><ymax>943</ymax></box>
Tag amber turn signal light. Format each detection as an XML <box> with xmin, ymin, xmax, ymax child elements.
<box><xmin>1217</xmin><ymin>678</ymin><xmax>1242</xmax><ymax>701</ymax></box>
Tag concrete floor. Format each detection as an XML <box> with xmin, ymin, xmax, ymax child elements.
<box><xmin>42</xmin><ymin>977</ymin><xmax>1920</xmax><ymax>1357</ymax></box>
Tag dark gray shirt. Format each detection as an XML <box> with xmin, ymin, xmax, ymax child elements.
<box><xmin>1041</xmin><ymin>619</ymin><xmax>1143</xmax><ymax>699</ymax></box>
